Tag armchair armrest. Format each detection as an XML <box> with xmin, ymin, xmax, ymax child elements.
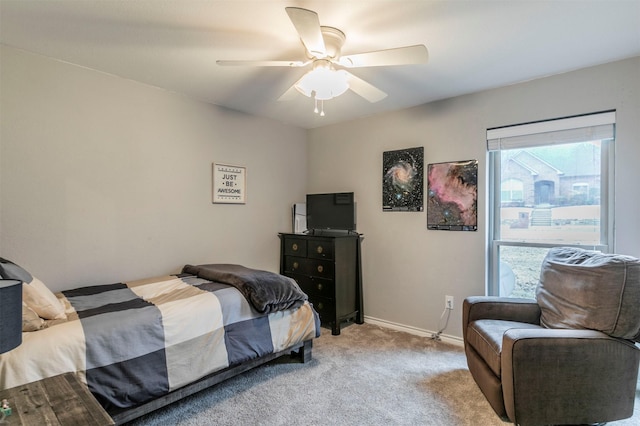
<box><xmin>501</xmin><ymin>328</ymin><xmax>640</xmax><ymax>425</ymax></box>
<box><xmin>463</xmin><ymin>296</ymin><xmax>541</xmax><ymax>340</ymax></box>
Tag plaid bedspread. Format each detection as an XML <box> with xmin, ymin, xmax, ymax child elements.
<box><xmin>0</xmin><ymin>273</ymin><xmax>319</xmax><ymax>410</ymax></box>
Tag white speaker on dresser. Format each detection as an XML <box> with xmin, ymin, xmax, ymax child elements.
<box><xmin>292</xmin><ymin>203</ymin><xmax>307</xmax><ymax>234</ymax></box>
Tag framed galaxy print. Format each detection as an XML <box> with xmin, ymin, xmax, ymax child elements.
<box><xmin>427</xmin><ymin>159</ymin><xmax>478</xmax><ymax>231</ymax></box>
<box><xmin>382</xmin><ymin>147</ymin><xmax>424</xmax><ymax>211</ymax></box>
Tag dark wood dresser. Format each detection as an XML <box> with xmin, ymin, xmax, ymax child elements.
<box><xmin>279</xmin><ymin>232</ymin><xmax>363</xmax><ymax>335</ymax></box>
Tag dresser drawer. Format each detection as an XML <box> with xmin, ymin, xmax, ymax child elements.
<box><xmin>284</xmin><ymin>256</ymin><xmax>304</xmax><ymax>275</ymax></box>
<box><xmin>284</xmin><ymin>256</ymin><xmax>335</xmax><ymax>279</ymax></box>
<box><xmin>283</xmin><ymin>236</ymin><xmax>308</xmax><ymax>257</ymax></box>
<box><xmin>289</xmin><ymin>274</ymin><xmax>335</xmax><ymax>299</ymax></box>
<box><xmin>307</xmin><ymin>239</ymin><xmax>334</xmax><ymax>260</ymax></box>
<box><xmin>311</xmin><ymin>296</ymin><xmax>335</xmax><ymax>324</ymax></box>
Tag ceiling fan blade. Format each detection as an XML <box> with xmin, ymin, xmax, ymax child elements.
<box><xmin>285</xmin><ymin>7</ymin><xmax>326</xmax><ymax>57</ymax></box>
<box><xmin>216</xmin><ymin>60</ymin><xmax>306</xmax><ymax>67</ymax></box>
<box><xmin>277</xmin><ymin>74</ymin><xmax>308</xmax><ymax>101</ymax></box>
<box><xmin>277</xmin><ymin>84</ymin><xmax>300</xmax><ymax>101</ymax></box>
<box><xmin>338</xmin><ymin>45</ymin><xmax>428</xmax><ymax>68</ymax></box>
<box><xmin>346</xmin><ymin>72</ymin><xmax>387</xmax><ymax>103</ymax></box>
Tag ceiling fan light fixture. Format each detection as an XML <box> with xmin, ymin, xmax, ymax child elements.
<box><xmin>294</xmin><ymin>60</ymin><xmax>349</xmax><ymax>101</ymax></box>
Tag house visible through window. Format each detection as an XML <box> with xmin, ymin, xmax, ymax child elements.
<box><xmin>501</xmin><ymin>179</ymin><xmax>524</xmax><ymax>204</ymax></box>
<box><xmin>487</xmin><ymin>111</ymin><xmax>615</xmax><ymax>298</ymax></box>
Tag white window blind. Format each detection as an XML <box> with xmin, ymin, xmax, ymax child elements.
<box><xmin>487</xmin><ymin>111</ymin><xmax>615</xmax><ymax>151</ymax></box>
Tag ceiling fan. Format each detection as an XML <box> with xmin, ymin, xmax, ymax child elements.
<box><xmin>216</xmin><ymin>7</ymin><xmax>428</xmax><ymax>116</ymax></box>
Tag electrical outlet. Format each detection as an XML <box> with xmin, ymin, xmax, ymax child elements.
<box><xmin>445</xmin><ymin>295</ymin><xmax>454</xmax><ymax>310</ymax></box>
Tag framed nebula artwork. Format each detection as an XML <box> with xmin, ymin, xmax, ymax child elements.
<box><xmin>382</xmin><ymin>147</ymin><xmax>424</xmax><ymax>211</ymax></box>
<box><xmin>427</xmin><ymin>159</ymin><xmax>478</xmax><ymax>231</ymax></box>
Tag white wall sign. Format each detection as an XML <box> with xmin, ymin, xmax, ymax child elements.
<box><xmin>212</xmin><ymin>163</ymin><xmax>246</xmax><ymax>204</ymax></box>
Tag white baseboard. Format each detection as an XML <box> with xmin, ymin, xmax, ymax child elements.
<box><xmin>363</xmin><ymin>315</ymin><xmax>464</xmax><ymax>347</ymax></box>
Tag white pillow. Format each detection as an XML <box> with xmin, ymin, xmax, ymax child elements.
<box><xmin>22</xmin><ymin>276</ymin><xmax>66</xmax><ymax>320</ymax></box>
<box><xmin>22</xmin><ymin>302</ymin><xmax>46</xmax><ymax>331</ymax></box>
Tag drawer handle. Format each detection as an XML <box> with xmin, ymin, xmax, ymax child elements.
<box><xmin>293</xmin><ymin>261</ymin><xmax>299</xmax><ymax>269</ymax></box>
<box><xmin>317</xmin><ymin>265</ymin><xmax>324</xmax><ymax>273</ymax></box>
<box><xmin>292</xmin><ymin>243</ymin><xmax>298</xmax><ymax>251</ymax></box>
<box><xmin>317</xmin><ymin>283</ymin><xmax>323</xmax><ymax>291</ymax></box>
<box><xmin>316</xmin><ymin>245</ymin><xmax>323</xmax><ymax>254</ymax></box>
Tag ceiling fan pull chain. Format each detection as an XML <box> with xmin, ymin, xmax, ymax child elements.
<box><xmin>320</xmin><ymin>100</ymin><xmax>325</xmax><ymax>116</ymax></box>
<box><xmin>314</xmin><ymin>97</ymin><xmax>319</xmax><ymax>114</ymax></box>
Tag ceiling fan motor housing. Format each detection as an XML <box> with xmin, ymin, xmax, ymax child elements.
<box><xmin>316</xmin><ymin>26</ymin><xmax>346</xmax><ymax>59</ymax></box>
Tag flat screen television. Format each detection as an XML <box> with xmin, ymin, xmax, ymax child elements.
<box><xmin>306</xmin><ymin>192</ymin><xmax>356</xmax><ymax>232</ymax></box>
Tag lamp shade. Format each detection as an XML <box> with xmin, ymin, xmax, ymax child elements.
<box><xmin>0</xmin><ymin>279</ymin><xmax>22</xmax><ymax>354</ymax></box>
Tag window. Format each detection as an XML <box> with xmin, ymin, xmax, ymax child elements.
<box><xmin>488</xmin><ymin>111</ymin><xmax>615</xmax><ymax>298</ymax></box>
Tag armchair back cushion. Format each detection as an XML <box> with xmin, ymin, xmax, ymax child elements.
<box><xmin>536</xmin><ymin>247</ymin><xmax>640</xmax><ymax>340</ymax></box>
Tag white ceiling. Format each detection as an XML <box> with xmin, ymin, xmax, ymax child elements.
<box><xmin>1</xmin><ymin>1</ymin><xmax>639</xmax><ymax>129</ymax></box>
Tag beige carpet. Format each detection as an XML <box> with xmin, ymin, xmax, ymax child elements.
<box><xmin>129</xmin><ymin>323</ymin><xmax>640</xmax><ymax>425</ymax></box>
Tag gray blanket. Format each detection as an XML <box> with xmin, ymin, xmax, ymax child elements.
<box><xmin>182</xmin><ymin>264</ymin><xmax>308</xmax><ymax>314</ymax></box>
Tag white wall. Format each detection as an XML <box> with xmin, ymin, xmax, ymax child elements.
<box><xmin>307</xmin><ymin>57</ymin><xmax>640</xmax><ymax>339</ymax></box>
<box><xmin>0</xmin><ymin>46</ymin><xmax>307</xmax><ymax>292</ymax></box>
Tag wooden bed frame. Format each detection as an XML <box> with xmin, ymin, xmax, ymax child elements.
<box><xmin>109</xmin><ymin>340</ymin><xmax>313</xmax><ymax>425</ymax></box>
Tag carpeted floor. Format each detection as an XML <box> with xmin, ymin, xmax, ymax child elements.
<box><xmin>128</xmin><ymin>323</ymin><xmax>640</xmax><ymax>426</ymax></box>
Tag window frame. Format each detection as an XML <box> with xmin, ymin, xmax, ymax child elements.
<box><xmin>487</xmin><ymin>113</ymin><xmax>615</xmax><ymax>297</ymax></box>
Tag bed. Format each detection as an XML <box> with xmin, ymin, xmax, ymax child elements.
<box><xmin>0</xmin><ymin>259</ymin><xmax>320</xmax><ymax>424</ymax></box>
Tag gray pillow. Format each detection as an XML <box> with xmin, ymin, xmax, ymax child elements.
<box><xmin>0</xmin><ymin>257</ymin><xmax>34</xmax><ymax>282</ymax></box>
<box><xmin>536</xmin><ymin>247</ymin><xmax>640</xmax><ymax>340</ymax></box>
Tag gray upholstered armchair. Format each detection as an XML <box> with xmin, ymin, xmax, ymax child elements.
<box><xmin>463</xmin><ymin>247</ymin><xmax>640</xmax><ymax>425</ymax></box>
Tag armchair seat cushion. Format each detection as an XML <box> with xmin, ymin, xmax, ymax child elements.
<box><xmin>466</xmin><ymin>319</ymin><xmax>543</xmax><ymax>377</ymax></box>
